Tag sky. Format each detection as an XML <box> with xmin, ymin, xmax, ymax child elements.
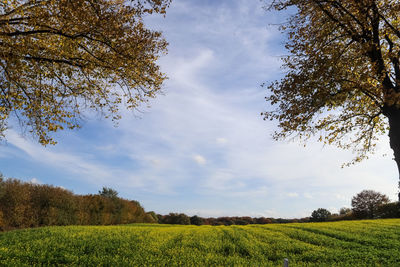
<box><xmin>0</xmin><ymin>0</ymin><xmax>398</xmax><ymax>218</ymax></box>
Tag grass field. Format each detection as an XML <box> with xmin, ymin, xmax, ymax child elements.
<box><xmin>0</xmin><ymin>219</ymin><xmax>399</xmax><ymax>266</ymax></box>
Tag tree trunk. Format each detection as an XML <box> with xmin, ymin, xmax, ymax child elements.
<box><xmin>383</xmin><ymin>105</ymin><xmax>400</xmax><ymax>203</ymax></box>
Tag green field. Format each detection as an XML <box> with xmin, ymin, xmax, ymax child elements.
<box><xmin>0</xmin><ymin>219</ymin><xmax>399</xmax><ymax>266</ymax></box>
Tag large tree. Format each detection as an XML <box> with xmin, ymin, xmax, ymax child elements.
<box><xmin>263</xmin><ymin>0</ymin><xmax>400</xmax><ymax>201</ymax></box>
<box><xmin>0</xmin><ymin>0</ymin><xmax>170</xmax><ymax>145</ymax></box>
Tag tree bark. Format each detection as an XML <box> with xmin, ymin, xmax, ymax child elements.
<box><xmin>383</xmin><ymin>105</ymin><xmax>400</xmax><ymax>202</ymax></box>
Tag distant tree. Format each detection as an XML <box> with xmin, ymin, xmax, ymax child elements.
<box><xmin>241</xmin><ymin>216</ymin><xmax>255</xmax><ymax>224</ymax></box>
<box><xmin>254</xmin><ymin>217</ymin><xmax>272</xmax><ymax>224</ymax></box>
<box><xmin>157</xmin><ymin>214</ymin><xmax>164</xmax><ymax>223</ymax></box>
<box><xmin>339</xmin><ymin>207</ymin><xmax>352</xmax><ymax>215</ymax></box>
<box><xmin>351</xmin><ymin>190</ymin><xmax>390</xmax><ymax>218</ymax></box>
<box><xmin>190</xmin><ymin>215</ymin><xmax>204</xmax><ymax>226</ymax></box>
<box><xmin>202</xmin><ymin>218</ymin><xmax>214</xmax><ymax>225</ymax></box>
<box><xmin>147</xmin><ymin>211</ymin><xmax>159</xmax><ymax>223</ymax></box>
<box><xmin>311</xmin><ymin>208</ymin><xmax>331</xmax><ymax>222</ymax></box>
<box><xmin>143</xmin><ymin>213</ymin><xmax>157</xmax><ymax>223</ymax></box>
<box><xmin>234</xmin><ymin>219</ymin><xmax>248</xmax><ymax>225</ymax></box>
<box><xmin>219</xmin><ymin>217</ymin><xmax>235</xmax><ymax>226</ymax></box>
<box><xmin>0</xmin><ymin>0</ymin><xmax>170</xmax><ymax>145</ymax></box>
<box><xmin>175</xmin><ymin>213</ymin><xmax>190</xmax><ymax>225</ymax></box>
<box><xmin>275</xmin><ymin>218</ymin><xmax>292</xmax><ymax>224</ymax></box>
<box><xmin>162</xmin><ymin>213</ymin><xmax>190</xmax><ymax>225</ymax></box>
<box><xmin>98</xmin><ymin>187</ymin><xmax>118</xmax><ymax>199</ymax></box>
<box><xmin>298</xmin><ymin>217</ymin><xmax>310</xmax><ymax>223</ymax></box>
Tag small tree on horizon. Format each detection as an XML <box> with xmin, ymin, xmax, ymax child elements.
<box><xmin>311</xmin><ymin>208</ymin><xmax>331</xmax><ymax>222</ymax></box>
<box><xmin>351</xmin><ymin>190</ymin><xmax>390</xmax><ymax>218</ymax></box>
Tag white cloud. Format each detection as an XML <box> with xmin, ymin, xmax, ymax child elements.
<box><xmin>287</xmin><ymin>192</ymin><xmax>299</xmax><ymax>198</ymax></box>
<box><xmin>193</xmin><ymin>154</ymin><xmax>206</xmax><ymax>165</ymax></box>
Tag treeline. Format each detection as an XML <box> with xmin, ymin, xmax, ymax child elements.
<box><xmin>0</xmin><ymin>177</ymin><xmax>155</xmax><ymax>231</ymax></box>
<box><xmin>155</xmin><ymin>213</ymin><xmax>312</xmax><ymax>226</ymax></box>
<box><xmin>155</xmin><ymin>191</ymin><xmax>400</xmax><ymax>226</ymax></box>
<box><xmin>154</xmin><ymin>203</ymin><xmax>399</xmax><ymax>226</ymax></box>
<box><xmin>2</xmin><ymin>176</ymin><xmax>398</xmax><ymax>230</ymax></box>
<box><xmin>154</xmin><ymin>190</ymin><xmax>398</xmax><ymax>226</ymax></box>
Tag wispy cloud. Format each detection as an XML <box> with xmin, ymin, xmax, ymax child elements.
<box><xmin>193</xmin><ymin>155</ymin><xmax>207</xmax><ymax>165</ymax></box>
<box><xmin>6</xmin><ymin>130</ymin><xmax>115</xmax><ymax>185</ymax></box>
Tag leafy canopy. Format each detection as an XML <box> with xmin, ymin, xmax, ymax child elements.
<box><xmin>263</xmin><ymin>0</ymin><xmax>400</xmax><ymax>164</ymax></box>
<box><xmin>0</xmin><ymin>0</ymin><xmax>170</xmax><ymax>145</ymax></box>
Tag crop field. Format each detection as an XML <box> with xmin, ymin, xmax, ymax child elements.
<box><xmin>0</xmin><ymin>219</ymin><xmax>399</xmax><ymax>266</ymax></box>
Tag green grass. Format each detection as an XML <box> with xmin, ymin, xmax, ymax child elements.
<box><xmin>0</xmin><ymin>219</ymin><xmax>399</xmax><ymax>266</ymax></box>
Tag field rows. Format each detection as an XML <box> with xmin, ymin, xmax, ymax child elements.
<box><xmin>0</xmin><ymin>219</ymin><xmax>399</xmax><ymax>266</ymax></box>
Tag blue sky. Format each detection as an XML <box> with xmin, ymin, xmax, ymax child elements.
<box><xmin>0</xmin><ymin>0</ymin><xmax>398</xmax><ymax>218</ymax></box>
